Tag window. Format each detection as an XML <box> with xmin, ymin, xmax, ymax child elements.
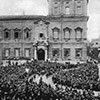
<box><xmin>52</xmin><ymin>48</ymin><xmax>59</xmax><ymax>57</ymax></box>
<box><xmin>65</xmin><ymin>6</ymin><xmax>70</xmax><ymax>14</ymax></box>
<box><xmin>24</xmin><ymin>28</ymin><xmax>31</xmax><ymax>39</ymax></box>
<box><xmin>26</xmin><ymin>32</ymin><xmax>29</xmax><ymax>38</ymax></box>
<box><xmin>52</xmin><ymin>27</ymin><xmax>59</xmax><ymax>40</ymax></box>
<box><xmin>96</xmin><ymin>42</ymin><xmax>98</xmax><ymax>45</ymax></box>
<box><xmin>4</xmin><ymin>48</ymin><xmax>10</xmax><ymax>57</ymax></box>
<box><xmin>63</xmin><ymin>27</ymin><xmax>71</xmax><ymax>40</ymax></box>
<box><xmin>53</xmin><ymin>2</ymin><xmax>60</xmax><ymax>15</ymax></box>
<box><xmin>77</xmin><ymin>1</ymin><xmax>82</xmax><ymax>14</ymax></box>
<box><xmin>3</xmin><ymin>28</ymin><xmax>10</xmax><ymax>40</ymax></box>
<box><xmin>14</xmin><ymin>48</ymin><xmax>20</xmax><ymax>57</ymax></box>
<box><xmin>75</xmin><ymin>27</ymin><xmax>82</xmax><ymax>40</ymax></box>
<box><xmin>75</xmin><ymin>48</ymin><xmax>82</xmax><ymax>59</ymax></box>
<box><xmin>4</xmin><ymin>32</ymin><xmax>9</xmax><ymax>39</ymax></box>
<box><xmin>25</xmin><ymin>49</ymin><xmax>30</xmax><ymax>57</ymax></box>
<box><xmin>64</xmin><ymin>48</ymin><xmax>70</xmax><ymax>59</ymax></box>
<box><xmin>14</xmin><ymin>28</ymin><xmax>20</xmax><ymax>39</ymax></box>
<box><xmin>39</xmin><ymin>33</ymin><xmax>44</xmax><ymax>38</ymax></box>
<box><xmin>64</xmin><ymin>1</ymin><xmax>70</xmax><ymax>15</ymax></box>
<box><xmin>14</xmin><ymin>32</ymin><xmax>19</xmax><ymax>39</ymax></box>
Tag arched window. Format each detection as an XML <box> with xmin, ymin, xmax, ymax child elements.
<box><xmin>24</xmin><ymin>28</ymin><xmax>31</xmax><ymax>39</ymax></box>
<box><xmin>3</xmin><ymin>28</ymin><xmax>10</xmax><ymax>40</ymax></box>
<box><xmin>63</xmin><ymin>27</ymin><xmax>71</xmax><ymax>40</ymax></box>
<box><xmin>75</xmin><ymin>27</ymin><xmax>82</xmax><ymax>40</ymax></box>
<box><xmin>14</xmin><ymin>28</ymin><xmax>21</xmax><ymax>39</ymax></box>
<box><xmin>52</xmin><ymin>27</ymin><xmax>60</xmax><ymax>40</ymax></box>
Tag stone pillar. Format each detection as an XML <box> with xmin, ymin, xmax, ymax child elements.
<box><xmin>34</xmin><ymin>46</ymin><xmax>37</xmax><ymax>60</ymax></box>
<box><xmin>0</xmin><ymin>44</ymin><xmax>2</xmax><ymax>62</ymax></box>
<box><xmin>71</xmin><ymin>47</ymin><xmax>75</xmax><ymax>61</ymax></box>
<box><xmin>45</xmin><ymin>48</ymin><xmax>47</xmax><ymax>61</ymax></box>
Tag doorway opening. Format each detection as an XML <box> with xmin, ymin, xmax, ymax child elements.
<box><xmin>37</xmin><ymin>49</ymin><xmax>45</xmax><ymax>60</ymax></box>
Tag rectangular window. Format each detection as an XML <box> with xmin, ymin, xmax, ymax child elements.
<box><xmin>14</xmin><ymin>48</ymin><xmax>20</xmax><ymax>57</ymax></box>
<box><xmin>4</xmin><ymin>48</ymin><xmax>10</xmax><ymax>57</ymax></box>
<box><xmin>24</xmin><ymin>28</ymin><xmax>31</xmax><ymax>39</ymax></box>
<box><xmin>25</xmin><ymin>49</ymin><xmax>30</xmax><ymax>57</ymax></box>
<box><xmin>77</xmin><ymin>1</ymin><xmax>82</xmax><ymax>15</ymax></box>
<box><xmin>75</xmin><ymin>48</ymin><xmax>82</xmax><ymax>59</ymax></box>
<box><xmin>52</xmin><ymin>48</ymin><xmax>59</xmax><ymax>57</ymax></box>
<box><xmin>64</xmin><ymin>48</ymin><xmax>70</xmax><ymax>59</ymax></box>
<box><xmin>53</xmin><ymin>2</ymin><xmax>60</xmax><ymax>15</ymax></box>
<box><xmin>65</xmin><ymin>7</ymin><xmax>70</xmax><ymax>14</ymax></box>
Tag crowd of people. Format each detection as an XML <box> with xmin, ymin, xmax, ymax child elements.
<box><xmin>52</xmin><ymin>62</ymin><xmax>100</xmax><ymax>91</ymax></box>
<box><xmin>0</xmin><ymin>59</ymin><xmax>100</xmax><ymax>100</ymax></box>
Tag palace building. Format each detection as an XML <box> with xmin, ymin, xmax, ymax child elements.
<box><xmin>0</xmin><ymin>0</ymin><xmax>89</xmax><ymax>62</ymax></box>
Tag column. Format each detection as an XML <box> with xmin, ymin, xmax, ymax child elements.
<box><xmin>71</xmin><ymin>47</ymin><xmax>75</xmax><ymax>61</ymax></box>
<box><xmin>0</xmin><ymin>44</ymin><xmax>2</xmax><ymax>62</ymax></box>
<box><xmin>34</xmin><ymin>46</ymin><xmax>37</xmax><ymax>59</ymax></box>
<box><xmin>45</xmin><ymin>48</ymin><xmax>47</xmax><ymax>61</ymax></box>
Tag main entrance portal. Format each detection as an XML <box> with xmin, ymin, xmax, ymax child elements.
<box><xmin>37</xmin><ymin>49</ymin><xmax>45</xmax><ymax>60</ymax></box>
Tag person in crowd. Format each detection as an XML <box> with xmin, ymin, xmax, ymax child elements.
<box><xmin>0</xmin><ymin>59</ymin><xmax>99</xmax><ymax>100</ymax></box>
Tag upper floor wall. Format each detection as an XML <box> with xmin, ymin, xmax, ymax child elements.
<box><xmin>0</xmin><ymin>18</ymin><xmax>87</xmax><ymax>43</ymax></box>
<box><xmin>48</xmin><ymin>0</ymin><xmax>88</xmax><ymax>17</ymax></box>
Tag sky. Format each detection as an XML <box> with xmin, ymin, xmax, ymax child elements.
<box><xmin>0</xmin><ymin>0</ymin><xmax>99</xmax><ymax>41</ymax></box>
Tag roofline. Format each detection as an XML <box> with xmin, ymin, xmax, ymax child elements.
<box><xmin>0</xmin><ymin>15</ymin><xmax>48</xmax><ymax>21</ymax></box>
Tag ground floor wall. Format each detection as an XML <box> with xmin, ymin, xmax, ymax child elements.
<box><xmin>0</xmin><ymin>42</ymin><xmax>87</xmax><ymax>63</ymax></box>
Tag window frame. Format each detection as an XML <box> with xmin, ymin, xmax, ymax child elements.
<box><xmin>14</xmin><ymin>48</ymin><xmax>20</xmax><ymax>57</ymax></box>
<box><xmin>14</xmin><ymin>28</ymin><xmax>21</xmax><ymax>39</ymax></box>
<box><xmin>76</xmin><ymin>0</ymin><xmax>83</xmax><ymax>15</ymax></box>
<box><xmin>65</xmin><ymin>6</ymin><xmax>70</xmax><ymax>14</ymax></box>
<box><xmin>24</xmin><ymin>28</ymin><xmax>31</xmax><ymax>40</ymax></box>
<box><xmin>52</xmin><ymin>27</ymin><xmax>60</xmax><ymax>41</ymax></box>
<box><xmin>75</xmin><ymin>27</ymin><xmax>83</xmax><ymax>41</ymax></box>
<box><xmin>75</xmin><ymin>48</ymin><xmax>82</xmax><ymax>59</ymax></box>
<box><xmin>63</xmin><ymin>27</ymin><xmax>71</xmax><ymax>40</ymax></box>
<box><xmin>4</xmin><ymin>48</ymin><xmax>10</xmax><ymax>57</ymax></box>
<box><xmin>53</xmin><ymin>1</ymin><xmax>60</xmax><ymax>15</ymax></box>
<box><xmin>24</xmin><ymin>48</ymin><xmax>30</xmax><ymax>58</ymax></box>
<box><xmin>64</xmin><ymin>48</ymin><xmax>70</xmax><ymax>59</ymax></box>
<box><xmin>64</xmin><ymin>1</ymin><xmax>70</xmax><ymax>15</ymax></box>
<box><xmin>52</xmin><ymin>48</ymin><xmax>59</xmax><ymax>57</ymax></box>
<box><xmin>3</xmin><ymin>28</ymin><xmax>10</xmax><ymax>40</ymax></box>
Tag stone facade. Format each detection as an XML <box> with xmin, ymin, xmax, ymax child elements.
<box><xmin>0</xmin><ymin>0</ymin><xmax>89</xmax><ymax>62</ymax></box>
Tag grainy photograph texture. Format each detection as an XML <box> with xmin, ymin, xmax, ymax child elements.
<box><xmin>0</xmin><ymin>0</ymin><xmax>100</xmax><ymax>100</ymax></box>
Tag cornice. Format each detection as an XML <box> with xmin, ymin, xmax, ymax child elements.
<box><xmin>0</xmin><ymin>15</ymin><xmax>89</xmax><ymax>22</ymax></box>
<box><xmin>0</xmin><ymin>15</ymin><xmax>47</xmax><ymax>21</ymax></box>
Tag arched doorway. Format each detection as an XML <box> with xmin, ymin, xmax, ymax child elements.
<box><xmin>37</xmin><ymin>49</ymin><xmax>45</xmax><ymax>60</ymax></box>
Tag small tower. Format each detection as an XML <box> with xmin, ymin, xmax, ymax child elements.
<box><xmin>47</xmin><ymin>0</ymin><xmax>89</xmax><ymax>17</ymax></box>
<box><xmin>48</xmin><ymin>0</ymin><xmax>62</xmax><ymax>16</ymax></box>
